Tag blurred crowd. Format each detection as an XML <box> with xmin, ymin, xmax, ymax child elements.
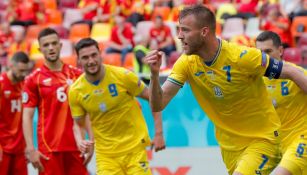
<box><xmin>0</xmin><ymin>0</ymin><xmax>307</xmax><ymax>78</ymax></box>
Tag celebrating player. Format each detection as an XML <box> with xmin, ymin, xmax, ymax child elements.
<box><xmin>145</xmin><ymin>4</ymin><xmax>307</xmax><ymax>175</ymax></box>
<box><xmin>69</xmin><ymin>38</ymin><xmax>165</xmax><ymax>175</ymax></box>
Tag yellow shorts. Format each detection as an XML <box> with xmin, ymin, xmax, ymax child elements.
<box><xmin>96</xmin><ymin>149</ymin><xmax>152</xmax><ymax>175</ymax></box>
<box><xmin>279</xmin><ymin>135</ymin><xmax>307</xmax><ymax>175</ymax></box>
<box><xmin>221</xmin><ymin>139</ymin><xmax>280</xmax><ymax>175</ymax></box>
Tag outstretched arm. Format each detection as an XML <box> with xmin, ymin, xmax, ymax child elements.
<box><xmin>279</xmin><ymin>62</ymin><xmax>307</xmax><ymax>93</ymax></box>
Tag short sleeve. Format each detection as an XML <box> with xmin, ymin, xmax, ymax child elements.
<box><xmin>237</xmin><ymin>47</ymin><xmax>270</xmax><ymax>76</ymax></box>
<box><xmin>68</xmin><ymin>88</ymin><xmax>86</xmax><ymax>118</ymax></box>
<box><xmin>22</xmin><ymin>75</ymin><xmax>39</xmax><ymax>108</ymax></box>
<box><xmin>167</xmin><ymin>55</ymin><xmax>188</xmax><ymax>87</ymax></box>
<box><xmin>121</xmin><ymin>69</ymin><xmax>146</xmax><ymax>97</ymax></box>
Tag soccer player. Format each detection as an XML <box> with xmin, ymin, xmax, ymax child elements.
<box><xmin>22</xmin><ymin>28</ymin><xmax>90</xmax><ymax>174</ymax></box>
<box><xmin>0</xmin><ymin>51</ymin><xmax>31</xmax><ymax>175</ymax></box>
<box><xmin>256</xmin><ymin>31</ymin><xmax>307</xmax><ymax>175</ymax></box>
<box><xmin>68</xmin><ymin>38</ymin><xmax>165</xmax><ymax>175</ymax></box>
<box><xmin>145</xmin><ymin>4</ymin><xmax>307</xmax><ymax>175</ymax></box>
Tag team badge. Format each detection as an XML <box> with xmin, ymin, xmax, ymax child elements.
<box><xmin>42</xmin><ymin>78</ymin><xmax>52</xmax><ymax>86</ymax></box>
<box><xmin>139</xmin><ymin>161</ymin><xmax>149</xmax><ymax>172</ymax></box>
<box><xmin>99</xmin><ymin>103</ymin><xmax>107</xmax><ymax>112</ymax></box>
<box><xmin>213</xmin><ymin>86</ymin><xmax>223</xmax><ymax>98</ymax></box>
<box><xmin>4</xmin><ymin>90</ymin><xmax>11</xmax><ymax>98</ymax></box>
<box><xmin>22</xmin><ymin>92</ymin><xmax>29</xmax><ymax>103</ymax></box>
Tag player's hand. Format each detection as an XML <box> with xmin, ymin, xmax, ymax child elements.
<box><xmin>144</xmin><ymin>50</ymin><xmax>163</xmax><ymax>76</ymax></box>
<box><xmin>25</xmin><ymin>149</ymin><xmax>49</xmax><ymax>172</ymax></box>
<box><xmin>78</xmin><ymin>140</ymin><xmax>94</xmax><ymax>154</ymax></box>
<box><xmin>151</xmin><ymin>133</ymin><xmax>165</xmax><ymax>152</ymax></box>
<box><xmin>0</xmin><ymin>148</ymin><xmax>3</xmax><ymax>162</ymax></box>
<box><xmin>81</xmin><ymin>143</ymin><xmax>94</xmax><ymax>166</ymax></box>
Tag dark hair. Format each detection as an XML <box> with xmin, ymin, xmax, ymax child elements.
<box><xmin>11</xmin><ymin>51</ymin><xmax>30</xmax><ymax>64</ymax></box>
<box><xmin>256</xmin><ymin>31</ymin><xmax>282</xmax><ymax>47</ymax></box>
<box><xmin>38</xmin><ymin>28</ymin><xmax>59</xmax><ymax>41</ymax></box>
<box><xmin>75</xmin><ymin>38</ymin><xmax>100</xmax><ymax>56</ymax></box>
<box><xmin>179</xmin><ymin>4</ymin><xmax>216</xmax><ymax>33</ymax></box>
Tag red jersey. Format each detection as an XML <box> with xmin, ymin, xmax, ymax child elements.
<box><xmin>22</xmin><ymin>64</ymin><xmax>82</xmax><ymax>153</ymax></box>
<box><xmin>0</xmin><ymin>72</ymin><xmax>25</xmax><ymax>154</ymax></box>
<box><xmin>149</xmin><ymin>25</ymin><xmax>174</xmax><ymax>45</ymax></box>
<box><xmin>110</xmin><ymin>23</ymin><xmax>134</xmax><ymax>46</ymax></box>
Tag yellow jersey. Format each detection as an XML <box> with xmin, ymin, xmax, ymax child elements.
<box><xmin>168</xmin><ymin>40</ymin><xmax>280</xmax><ymax>151</ymax></box>
<box><xmin>68</xmin><ymin>65</ymin><xmax>151</xmax><ymax>156</ymax></box>
<box><xmin>264</xmin><ymin>66</ymin><xmax>307</xmax><ymax>152</ymax></box>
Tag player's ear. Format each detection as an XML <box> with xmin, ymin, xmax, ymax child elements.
<box><xmin>201</xmin><ymin>26</ymin><xmax>209</xmax><ymax>38</ymax></box>
<box><xmin>279</xmin><ymin>46</ymin><xmax>284</xmax><ymax>58</ymax></box>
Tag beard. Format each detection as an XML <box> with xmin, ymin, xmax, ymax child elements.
<box><xmin>184</xmin><ymin>37</ymin><xmax>205</xmax><ymax>55</ymax></box>
<box><xmin>12</xmin><ymin>71</ymin><xmax>24</xmax><ymax>82</ymax></box>
<box><xmin>85</xmin><ymin>64</ymin><xmax>101</xmax><ymax>76</ymax></box>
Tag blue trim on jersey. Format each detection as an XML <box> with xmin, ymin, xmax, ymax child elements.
<box><xmin>261</xmin><ymin>52</ymin><xmax>267</xmax><ymax>67</ymax></box>
<box><xmin>264</xmin><ymin>58</ymin><xmax>283</xmax><ymax>79</ymax></box>
<box><xmin>167</xmin><ymin>77</ymin><xmax>184</xmax><ymax>87</ymax></box>
<box><xmin>92</xmin><ymin>80</ymin><xmax>100</xmax><ymax>86</ymax></box>
<box><xmin>204</xmin><ymin>38</ymin><xmax>222</xmax><ymax>66</ymax></box>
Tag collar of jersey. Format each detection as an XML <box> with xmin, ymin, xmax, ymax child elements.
<box><xmin>204</xmin><ymin>38</ymin><xmax>222</xmax><ymax>66</ymax></box>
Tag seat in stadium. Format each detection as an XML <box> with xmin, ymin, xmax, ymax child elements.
<box><xmin>61</xmin><ymin>55</ymin><xmax>77</xmax><ymax>67</ymax></box>
<box><xmin>282</xmin><ymin>47</ymin><xmax>302</xmax><ymax>65</ymax></box>
<box><xmin>51</xmin><ymin>25</ymin><xmax>68</xmax><ymax>39</ymax></box>
<box><xmin>102</xmin><ymin>53</ymin><xmax>121</xmax><ymax>67</ymax></box>
<box><xmin>152</xmin><ymin>6</ymin><xmax>171</xmax><ymax>21</ymax></box>
<box><xmin>59</xmin><ymin>0</ymin><xmax>78</xmax><ymax>9</ymax></box>
<box><xmin>29</xmin><ymin>40</ymin><xmax>44</xmax><ymax>60</ymax></box>
<box><xmin>10</xmin><ymin>25</ymin><xmax>26</xmax><ymax>39</ymax></box>
<box><xmin>63</xmin><ymin>9</ymin><xmax>83</xmax><ymax>29</ymax></box>
<box><xmin>91</xmin><ymin>23</ymin><xmax>111</xmax><ymax>42</ymax></box>
<box><xmin>215</xmin><ymin>3</ymin><xmax>237</xmax><ymax>24</ymax></box>
<box><xmin>135</xmin><ymin>21</ymin><xmax>153</xmax><ymax>39</ymax></box>
<box><xmin>60</xmin><ymin>39</ymin><xmax>73</xmax><ymax>57</ymax></box>
<box><xmin>165</xmin><ymin>21</ymin><xmax>178</xmax><ymax>37</ymax></box>
<box><xmin>47</xmin><ymin>10</ymin><xmax>63</xmax><ymax>25</ymax></box>
<box><xmin>26</xmin><ymin>25</ymin><xmax>44</xmax><ymax>44</ymax></box>
<box><xmin>42</xmin><ymin>0</ymin><xmax>57</xmax><ymax>10</ymax></box>
<box><xmin>123</xmin><ymin>53</ymin><xmax>134</xmax><ymax>70</ymax></box>
<box><xmin>0</xmin><ymin>1</ymin><xmax>8</xmax><ymax>10</ymax></box>
<box><xmin>291</xmin><ymin>16</ymin><xmax>307</xmax><ymax>44</ymax></box>
<box><xmin>168</xmin><ymin>51</ymin><xmax>181</xmax><ymax>68</ymax></box>
<box><xmin>297</xmin><ymin>33</ymin><xmax>307</xmax><ymax>48</ymax></box>
<box><xmin>221</xmin><ymin>18</ymin><xmax>244</xmax><ymax>40</ymax></box>
<box><xmin>69</xmin><ymin>23</ymin><xmax>90</xmax><ymax>43</ymax></box>
<box><xmin>245</xmin><ymin>17</ymin><xmax>262</xmax><ymax>38</ymax></box>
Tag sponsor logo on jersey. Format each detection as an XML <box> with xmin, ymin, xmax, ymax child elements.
<box><xmin>4</xmin><ymin>90</ymin><xmax>11</xmax><ymax>98</ymax></box>
<box><xmin>42</xmin><ymin>78</ymin><xmax>52</xmax><ymax>86</ymax></box>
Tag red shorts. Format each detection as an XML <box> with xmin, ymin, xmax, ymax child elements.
<box><xmin>0</xmin><ymin>152</ymin><xmax>28</xmax><ymax>175</ymax></box>
<box><xmin>39</xmin><ymin>151</ymin><xmax>88</xmax><ymax>175</ymax></box>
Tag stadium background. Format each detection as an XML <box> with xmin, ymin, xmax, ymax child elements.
<box><xmin>0</xmin><ymin>0</ymin><xmax>306</xmax><ymax>174</ymax></box>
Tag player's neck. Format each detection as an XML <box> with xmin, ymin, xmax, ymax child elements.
<box><xmin>7</xmin><ymin>70</ymin><xmax>18</xmax><ymax>84</ymax></box>
<box><xmin>45</xmin><ymin>60</ymin><xmax>63</xmax><ymax>71</ymax></box>
<box><xmin>85</xmin><ymin>65</ymin><xmax>105</xmax><ymax>83</ymax></box>
<box><xmin>198</xmin><ymin>37</ymin><xmax>220</xmax><ymax>62</ymax></box>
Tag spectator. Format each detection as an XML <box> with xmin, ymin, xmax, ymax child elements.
<box><xmin>289</xmin><ymin>0</ymin><xmax>307</xmax><ymax>21</ymax></box>
<box><xmin>232</xmin><ymin>0</ymin><xmax>259</xmax><ymax>19</ymax></box>
<box><xmin>9</xmin><ymin>0</ymin><xmax>46</xmax><ymax>26</ymax></box>
<box><xmin>8</xmin><ymin>27</ymin><xmax>29</xmax><ymax>59</ymax></box>
<box><xmin>149</xmin><ymin>15</ymin><xmax>176</xmax><ymax>59</ymax></box>
<box><xmin>93</xmin><ymin>0</ymin><xmax>121</xmax><ymax>23</ymax></box>
<box><xmin>106</xmin><ymin>15</ymin><xmax>134</xmax><ymax>66</ymax></box>
<box><xmin>260</xmin><ymin>5</ymin><xmax>291</xmax><ymax>47</ymax></box>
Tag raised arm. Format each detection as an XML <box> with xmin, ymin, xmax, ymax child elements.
<box><xmin>279</xmin><ymin>62</ymin><xmax>307</xmax><ymax>93</ymax></box>
<box><xmin>145</xmin><ymin>50</ymin><xmax>181</xmax><ymax>112</ymax></box>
